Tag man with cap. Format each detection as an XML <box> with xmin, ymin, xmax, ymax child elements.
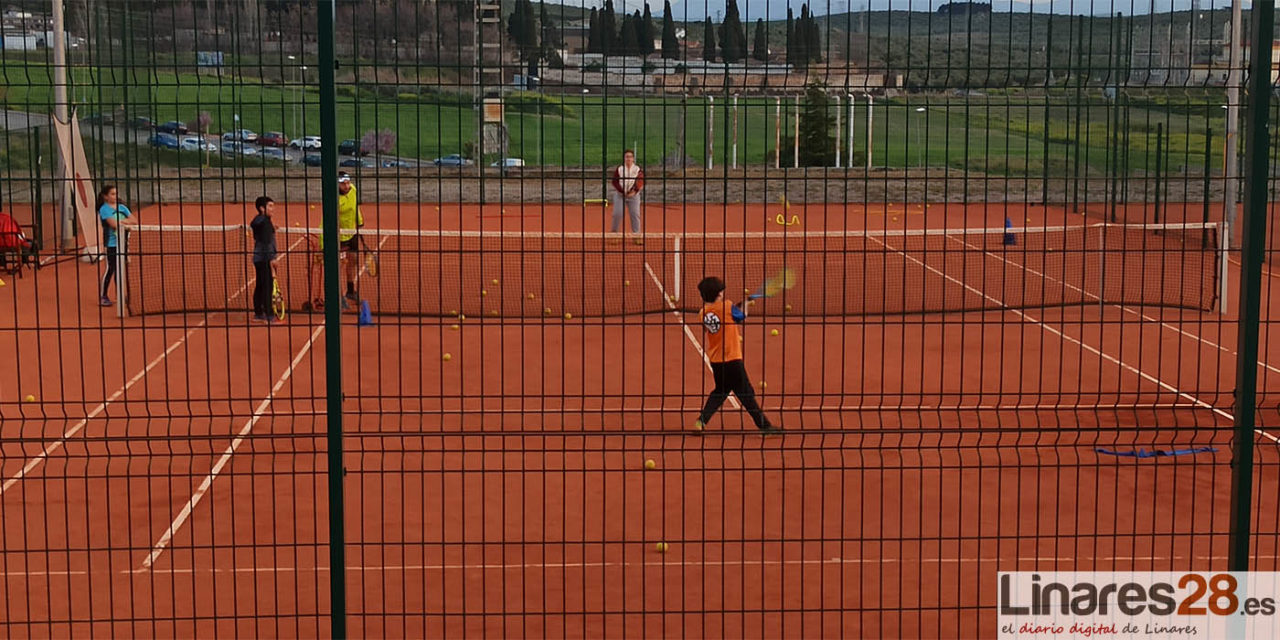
<box><xmin>322</xmin><ymin>171</ymin><xmax>365</xmax><ymax>306</ymax></box>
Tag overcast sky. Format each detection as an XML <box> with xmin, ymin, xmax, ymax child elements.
<box><xmin>557</xmin><ymin>1</ymin><xmax>1242</xmax><ymax>22</ymax></box>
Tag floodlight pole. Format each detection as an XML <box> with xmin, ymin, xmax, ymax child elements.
<box><xmin>53</xmin><ymin>0</ymin><xmax>74</xmax><ymax>250</ymax></box>
<box><xmin>1223</xmin><ymin>0</ymin><xmax>1242</xmax><ymax>250</ymax></box>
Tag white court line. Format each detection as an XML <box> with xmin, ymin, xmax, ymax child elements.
<box><xmin>11</xmin><ymin>553</ymin><xmax>1280</xmax><ymax>578</ymax></box>
<box><xmin>643</xmin><ymin>260</ymin><xmax>742</xmax><ymax>412</ymax></box>
<box><xmin>257</xmin><ymin>401</ymin><xmax>1224</xmax><ymax>415</ymax></box>
<box><xmin>137</xmin><ymin>234</ymin><xmax>387</xmax><ymax>571</ymax></box>
<box><xmin>136</xmin><ymin>323</ymin><xmax>325</xmax><ymax>571</ymax></box>
<box><xmin>952</xmin><ymin>234</ymin><xmax>1280</xmax><ymax>444</ymax></box>
<box><xmin>958</xmin><ymin>234</ymin><xmax>1280</xmax><ymax>378</ymax></box>
<box><xmin>869</xmin><ymin>236</ymin><xmax>1235</xmax><ymax>424</ymax></box>
<box><xmin>0</xmin><ymin>231</ymin><xmax>303</xmax><ymax>496</ymax></box>
<box><xmin>0</xmin><ymin>325</ymin><xmax>203</xmax><ymax>497</ymax></box>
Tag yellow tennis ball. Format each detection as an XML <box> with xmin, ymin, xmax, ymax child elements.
<box><xmin>644</xmin><ymin>459</ymin><xmax>656</xmax><ymax>470</ymax></box>
<box><xmin>771</xmin><ymin>329</ymin><xmax>779</xmax><ymax>336</ymax></box>
<box><xmin>1026</xmin><ymin>217</ymin><xmax>1032</xmax><ymax>223</ymax></box>
<box><xmin>759</xmin><ymin>381</ymin><xmax>767</xmax><ymax>389</ymax></box>
<box><xmin>458</xmin><ymin>313</ymin><xmax>466</xmax><ymax>320</ymax></box>
<box><xmin>544</xmin><ymin>307</ymin><xmax>552</xmax><ymax>315</ymax></box>
<box><xmin>310</xmin><ymin>205</ymin><xmax>316</xmax><ymax>209</ymax></box>
<box><xmin>481</xmin><ymin>289</ymin><xmax>488</xmax><ymax>297</ymax></box>
<box><xmin>23</xmin><ymin>394</ymin><xmax>35</xmax><ymax>402</ymax></box>
<box><xmin>492</xmin><ymin>279</ymin><xmax>500</xmax><ymax>286</ymax></box>
<box><xmin>563</xmin><ymin>312</ymin><xmax>572</xmax><ymax>320</ymax></box>
<box><xmin>623</xmin><ymin>280</ymin><xmax>630</xmax><ymax>286</ymax></box>
<box><xmin>450</xmin><ymin>324</ymin><xmax>460</xmax><ymax>330</ymax></box>
<box><xmin>785</xmin><ymin>304</ymin><xmax>793</xmax><ymax>312</ymax></box>
<box><xmin>488</xmin><ymin>310</ymin><xmax>499</xmax><ymax>316</ymax></box>
<box><xmin>655</xmin><ymin>542</ymin><xmax>669</xmax><ymax>553</ymax></box>
<box><xmin>892</xmin><ymin>216</ymin><xmax>899</xmax><ymax>222</ymax></box>
<box><xmin>528</xmin><ymin>292</ymin><xmax>535</xmax><ymax>299</ymax></box>
<box><xmin>442</xmin><ymin>353</ymin><xmax>452</xmax><ymax>361</ymax></box>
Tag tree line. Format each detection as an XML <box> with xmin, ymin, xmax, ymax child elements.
<box><xmin>508</xmin><ymin>0</ymin><xmax>824</xmax><ymax>67</ymax></box>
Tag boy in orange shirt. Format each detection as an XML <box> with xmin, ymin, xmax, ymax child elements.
<box><xmin>694</xmin><ymin>276</ymin><xmax>780</xmax><ymax>434</ymax></box>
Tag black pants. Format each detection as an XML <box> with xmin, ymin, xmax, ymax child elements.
<box><xmin>699</xmin><ymin>360</ymin><xmax>771</xmax><ymax>429</ymax></box>
<box><xmin>252</xmin><ymin>260</ymin><xmax>273</xmax><ymax>317</ymax></box>
<box><xmin>100</xmin><ymin>246</ymin><xmax>118</xmax><ymax>298</ymax></box>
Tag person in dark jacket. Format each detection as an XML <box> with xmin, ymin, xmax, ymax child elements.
<box><xmin>250</xmin><ymin>196</ymin><xmax>280</xmax><ymax>323</ymax></box>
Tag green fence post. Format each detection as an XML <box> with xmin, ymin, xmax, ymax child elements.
<box><xmin>1228</xmin><ymin>0</ymin><xmax>1276</xmax><ymax>574</ymax></box>
<box><xmin>318</xmin><ymin>0</ymin><xmax>347</xmax><ymax>635</ymax></box>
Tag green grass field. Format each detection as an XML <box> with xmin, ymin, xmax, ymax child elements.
<box><xmin>1</xmin><ymin>60</ymin><xmax>1229</xmax><ymax>176</ymax></box>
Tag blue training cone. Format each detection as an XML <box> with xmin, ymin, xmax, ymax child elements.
<box><xmin>1003</xmin><ymin>216</ymin><xmax>1016</xmax><ymax>246</ymax></box>
<box><xmin>358</xmin><ymin>300</ymin><xmax>374</xmax><ymax>326</ymax></box>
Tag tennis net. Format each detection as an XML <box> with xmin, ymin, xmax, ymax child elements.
<box><xmin>120</xmin><ymin>222</ymin><xmax>1223</xmax><ymax>318</ymax></box>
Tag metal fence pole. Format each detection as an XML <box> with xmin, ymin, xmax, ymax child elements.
<box><xmin>318</xmin><ymin>1</ymin><xmax>348</xmax><ymax>634</ymax></box>
<box><xmin>1228</xmin><ymin>0</ymin><xmax>1276</xmax><ymax>574</ymax></box>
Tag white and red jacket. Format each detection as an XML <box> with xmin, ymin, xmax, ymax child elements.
<box><xmin>611</xmin><ymin>163</ymin><xmax>644</xmax><ymax>195</ymax></box>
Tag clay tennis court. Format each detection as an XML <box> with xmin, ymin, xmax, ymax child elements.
<box><xmin>3</xmin><ymin>199</ymin><xmax>1278</xmax><ymax>637</ymax></box>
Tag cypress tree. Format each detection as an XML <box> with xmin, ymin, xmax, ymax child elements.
<box><xmin>587</xmin><ymin>8</ymin><xmax>599</xmax><ymax>54</ymax></box>
<box><xmin>752</xmin><ymin>18</ymin><xmax>768</xmax><ymax>62</ymax></box>
<box><xmin>641</xmin><ymin>3</ymin><xmax>655</xmax><ymax>57</ymax></box>
<box><xmin>717</xmin><ymin>0</ymin><xmax>746</xmax><ymax>63</ymax></box>
<box><xmin>702</xmin><ymin>16</ymin><xmax>716</xmax><ymax>62</ymax></box>
<box><xmin>661</xmin><ymin>0</ymin><xmax>680</xmax><ymax>59</ymax></box>
<box><xmin>785</xmin><ymin>7</ymin><xmax>795</xmax><ymax>67</ymax></box>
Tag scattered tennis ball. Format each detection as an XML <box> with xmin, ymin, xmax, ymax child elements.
<box><xmin>458</xmin><ymin>313</ymin><xmax>466</xmax><ymax>320</ymax></box>
<box><xmin>1026</xmin><ymin>217</ymin><xmax>1032</xmax><ymax>222</ymax></box>
<box><xmin>23</xmin><ymin>394</ymin><xmax>35</xmax><ymax>402</ymax></box>
<box><xmin>449</xmin><ymin>309</ymin><xmax>458</xmax><ymax>316</ymax></box>
<box><xmin>759</xmin><ymin>381</ymin><xmax>768</xmax><ymax>389</ymax></box>
<box><xmin>491</xmin><ymin>278</ymin><xmax>500</xmax><ymax>285</ymax></box>
<box><xmin>310</xmin><ymin>205</ymin><xmax>316</xmax><ymax>209</ymax></box>
<box><xmin>481</xmin><ymin>289</ymin><xmax>488</xmax><ymax>297</ymax></box>
<box><xmin>488</xmin><ymin>310</ymin><xmax>499</xmax><ymax>316</ymax></box>
<box><xmin>449</xmin><ymin>324</ymin><xmax>460</xmax><ymax>330</ymax></box>
<box><xmin>563</xmin><ymin>312</ymin><xmax>572</xmax><ymax>320</ymax></box>
<box><xmin>655</xmin><ymin>542</ymin><xmax>669</xmax><ymax>553</ymax></box>
<box><xmin>892</xmin><ymin>216</ymin><xmax>899</xmax><ymax>222</ymax></box>
<box><xmin>0</xmin><ymin>278</ymin><xmax>6</xmax><ymax>286</ymax></box>
<box><xmin>771</xmin><ymin>329</ymin><xmax>779</xmax><ymax>336</ymax></box>
<box><xmin>527</xmin><ymin>292</ymin><xmax>536</xmax><ymax>299</ymax></box>
<box><xmin>442</xmin><ymin>353</ymin><xmax>452</xmax><ymax>361</ymax></box>
<box><xmin>623</xmin><ymin>280</ymin><xmax>630</xmax><ymax>286</ymax></box>
<box><xmin>644</xmin><ymin>459</ymin><xmax>656</xmax><ymax>470</ymax></box>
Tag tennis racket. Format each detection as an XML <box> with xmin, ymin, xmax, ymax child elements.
<box><xmin>271</xmin><ymin>266</ymin><xmax>287</xmax><ymax>321</ymax></box>
<box><xmin>748</xmin><ymin>267</ymin><xmax>797</xmax><ymax>300</ymax></box>
<box><xmin>359</xmin><ymin>234</ymin><xmax>379</xmax><ymax>277</ymax></box>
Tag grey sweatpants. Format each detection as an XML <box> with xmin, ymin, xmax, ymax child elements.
<box><xmin>611</xmin><ymin>192</ymin><xmax>642</xmax><ymax>233</ymax></box>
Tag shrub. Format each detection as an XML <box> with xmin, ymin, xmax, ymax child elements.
<box><xmin>504</xmin><ymin>91</ymin><xmax>576</xmax><ymax>119</ymax></box>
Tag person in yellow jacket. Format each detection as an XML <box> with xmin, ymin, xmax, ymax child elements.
<box><xmin>321</xmin><ymin>171</ymin><xmax>365</xmax><ymax>307</ymax></box>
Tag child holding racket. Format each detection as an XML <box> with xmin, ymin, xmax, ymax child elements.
<box><xmin>693</xmin><ymin>276</ymin><xmax>780</xmax><ymax>434</ymax></box>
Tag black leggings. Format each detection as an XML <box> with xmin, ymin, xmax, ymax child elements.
<box><xmin>699</xmin><ymin>360</ymin><xmax>771</xmax><ymax>429</ymax></box>
<box><xmin>100</xmin><ymin>246</ymin><xmax>118</xmax><ymax>298</ymax></box>
<box><xmin>253</xmin><ymin>260</ymin><xmax>273</xmax><ymax>317</ymax></box>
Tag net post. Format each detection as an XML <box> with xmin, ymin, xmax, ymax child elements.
<box><xmin>117</xmin><ymin>228</ymin><xmax>128</xmax><ymax>319</ymax></box>
<box><xmin>1097</xmin><ymin>224</ymin><xmax>1105</xmax><ymax>310</ymax></box>
<box><xmin>673</xmin><ymin>235</ymin><xmax>681</xmax><ymax>305</ymax></box>
<box><xmin>1220</xmin><ymin>220</ymin><xmax>1230</xmax><ymax>314</ymax></box>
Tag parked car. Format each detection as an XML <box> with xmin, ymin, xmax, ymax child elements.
<box><xmin>301</xmin><ymin>154</ymin><xmax>323</xmax><ymax>166</ymax></box>
<box><xmin>381</xmin><ymin>159</ymin><xmax>413</xmax><ymax>168</ymax></box>
<box><xmin>338</xmin><ymin>138</ymin><xmax>371</xmax><ymax>156</ymax></box>
<box><xmin>259</xmin><ymin>147</ymin><xmax>287</xmax><ymax>161</ymax></box>
<box><xmin>220</xmin><ymin>140</ymin><xmax>257</xmax><ymax>156</ymax></box>
<box><xmin>148</xmin><ymin>133</ymin><xmax>180</xmax><ymax>149</ymax></box>
<box><xmin>222</xmin><ymin>129</ymin><xmax>258</xmax><ymax>143</ymax></box>
<box><xmin>127</xmin><ymin>116</ymin><xmax>154</xmax><ymax>129</ymax></box>
<box><xmin>80</xmin><ymin>113</ymin><xmax>114</xmax><ymax>126</ymax></box>
<box><xmin>289</xmin><ymin>136</ymin><xmax>322</xmax><ymax>150</ymax></box>
<box><xmin>339</xmin><ymin>158</ymin><xmax>373</xmax><ymax>168</ymax></box>
<box><xmin>155</xmin><ymin>121</ymin><xmax>188</xmax><ymax>135</ymax></box>
<box><xmin>432</xmin><ymin>154</ymin><xmax>474</xmax><ymax>167</ymax></box>
<box><xmin>179</xmin><ymin>136</ymin><xmax>218</xmax><ymax>152</ymax></box>
<box><xmin>490</xmin><ymin>158</ymin><xmax>525</xmax><ymax>169</ymax></box>
<box><xmin>258</xmin><ymin>131</ymin><xmax>288</xmax><ymax>147</ymax></box>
